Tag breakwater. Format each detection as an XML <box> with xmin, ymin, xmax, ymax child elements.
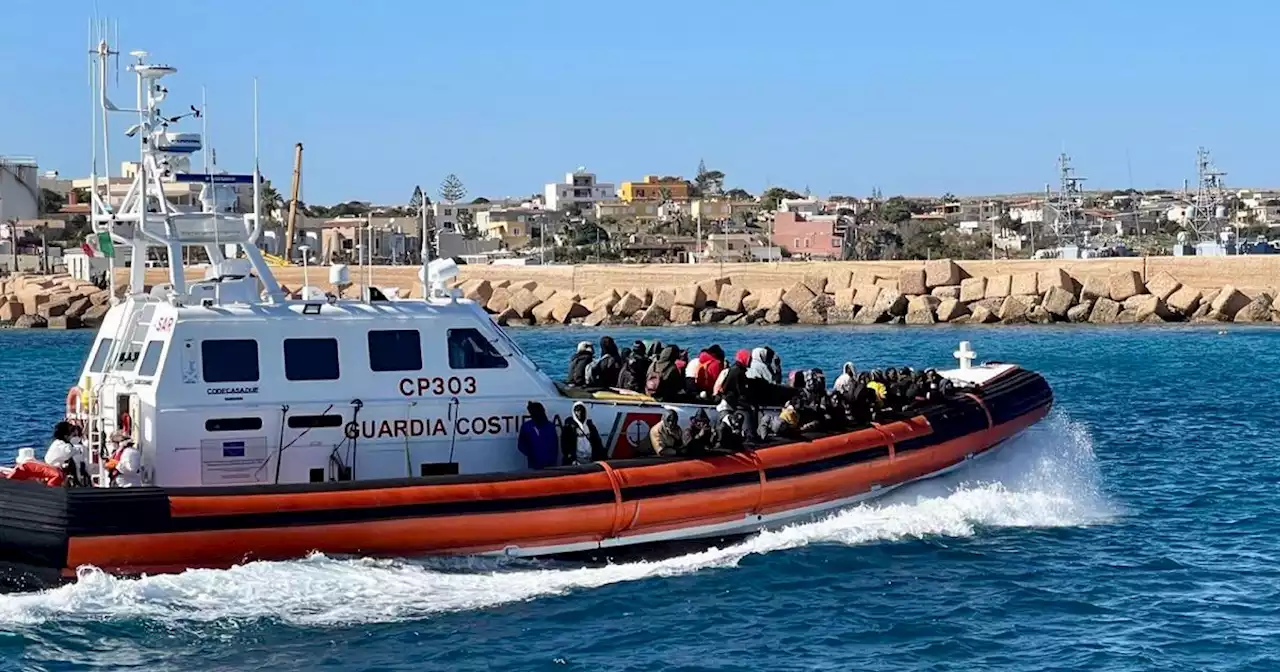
<box><xmin>446</xmin><ymin>259</ymin><xmax>1277</xmax><ymax>326</ymax></box>
<box><xmin>3</xmin><ymin>256</ymin><xmax>1280</xmax><ymax>329</ymax></box>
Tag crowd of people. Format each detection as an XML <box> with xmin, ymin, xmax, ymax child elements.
<box><xmin>3</xmin><ymin>421</ymin><xmax>142</xmax><ymax>487</ymax></box>
<box><xmin>520</xmin><ymin>338</ymin><xmax>961</xmax><ymax>469</ymax></box>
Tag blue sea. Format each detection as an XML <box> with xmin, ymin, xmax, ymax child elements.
<box><xmin>0</xmin><ymin>325</ymin><xmax>1277</xmax><ymax>671</ymax></box>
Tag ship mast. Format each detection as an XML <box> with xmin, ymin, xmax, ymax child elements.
<box><xmin>87</xmin><ymin>37</ymin><xmax>285</xmax><ymax>304</ymax></box>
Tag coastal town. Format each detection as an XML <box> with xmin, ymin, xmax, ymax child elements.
<box><xmin>3</xmin><ymin>148</ymin><xmax>1280</xmax><ymax>330</ymax></box>
<box><xmin>3</xmin><ymin>148</ymin><xmax>1279</xmax><ymax>278</ymax></box>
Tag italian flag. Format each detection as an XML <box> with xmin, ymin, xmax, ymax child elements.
<box><xmin>81</xmin><ymin>232</ymin><xmax>116</xmax><ymax>258</ymax></box>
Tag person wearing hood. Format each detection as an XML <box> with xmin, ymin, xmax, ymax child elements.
<box><xmin>566</xmin><ymin>342</ymin><xmax>594</xmax><ymax>387</ymax></box>
<box><xmin>746</xmin><ymin>347</ymin><xmax>797</xmax><ymax>408</ymax></box>
<box><xmin>646</xmin><ymin>407</ymin><xmax>685</xmax><ymax>456</ymax></box>
<box><xmin>833</xmin><ymin>362</ymin><xmax>857</xmax><ymax>400</ymax></box>
<box><xmin>618</xmin><ymin>348</ymin><xmax>649</xmax><ymax>393</ymax></box>
<box><xmin>560</xmin><ymin>401</ymin><xmax>605</xmax><ymax>465</ymax></box>
<box><xmin>518</xmin><ymin>402</ymin><xmax>560</xmax><ymax>469</ymax></box>
<box><xmin>694</xmin><ymin>344</ymin><xmax>726</xmax><ymax>395</ymax></box>
<box><xmin>763</xmin><ymin>346</ymin><xmax>783</xmax><ymax>385</ymax></box>
<box><xmin>712</xmin><ymin>411</ymin><xmax>747</xmax><ymax>453</ymax></box>
<box><xmin>684</xmin><ymin>409</ymin><xmax>714</xmax><ymax>456</ymax></box>
<box><xmin>588</xmin><ymin>336</ymin><xmax>623</xmax><ymax>388</ymax></box>
<box><xmin>646</xmin><ymin>345</ymin><xmax>686</xmax><ymax>402</ymax></box>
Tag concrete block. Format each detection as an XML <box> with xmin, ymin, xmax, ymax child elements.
<box><xmin>826</xmin><ymin>268</ymin><xmax>853</xmax><ymax>291</ymax></box>
<box><xmin>765</xmin><ymin>302</ymin><xmax>797</xmax><ymax>324</ymax></box>
<box><xmin>998</xmin><ymin>296</ymin><xmax>1029</xmax><ymax>323</ymax></box>
<box><xmin>674</xmin><ymin>285</ymin><xmax>707</xmax><ymax>309</ymax></box>
<box><xmin>636</xmin><ymin>305</ymin><xmax>669</xmax><ymax>326</ymax></box>
<box><xmin>1211</xmin><ymin>285</ymin><xmax>1250</xmax><ymax>318</ymax></box>
<box><xmin>782</xmin><ymin>282</ymin><xmax>816</xmax><ymax>313</ymax></box>
<box><xmin>852</xmin><ymin>285</ymin><xmax>881</xmax><ymax>308</ymax></box>
<box><xmin>611</xmin><ymin>292</ymin><xmax>647</xmax><ymax>317</ymax></box>
<box><xmin>959</xmin><ymin>277</ymin><xmax>986</xmax><ymax>303</ymax></box>
<box><xmin>1166</xmin><ymin>286</ymin><xmax>1201</xmax><ymax>316</ymax></box>
<box><xmin>1010</xmin><ymin>272</ymin><xmax>1038</xmax><ymax>297</ymax></box>
<box><xmin>1145</xmin><ymin>271</ymin><xmax>1182</xmax><ymax>301</ymax></box>
<box><xmin>930</xmin><ymin>285</ymin><xmax>961</xmax><ymax>301</ymax></box>
<box><xmin>873</xmin><ymin>290</ymin><xmax>908</xmax><ymax>316</ymax></box>
<box><xmin>1108</xmin><ymin>270</ymin><xmax>1145</xmax><ymax>302</ymax></box>
<box><xmin>801</xmin><ymin>273</ymin><xmax>828</xmax><ymax>296</ymax></box>
<box><xmin>1089</xmin><ymin>297</ymin><xmax>1122</xmax><ymax>324</ymax></box>
<box><xmin>1038</xmin><ymin>268</ymin><xmax>1075</xmax><ymax>295</ymax></box>
<box><xmin>935</xmin><ymin>298</ymin><xmax>969</xmax><ymax>322</ymax></box>
<box><xmin>1067</xmin><ymin>300</ymin><xmax>1094</xmax><ymax>323</ymax></box>
<box><xmin>696</xmin><ymin>277</ymin><xmax>730</xmax><ymax>304</ymax></box>
<box><xmin>508</xmin><ymin>289</ymin><xmax>543</xmax><ymax>318</ymax></box>
<box><xmin>1080</xmin><ymin>275</ymin><xmax>1110</xmax><ymax>302</ymax></box>
<box><xmin>669</xmin><ymin>304</ymin><xmax>697</xmax><ymax>324</ymax></box>
<box><xmin>485</xmin><ymin>287</ymin><xmax>513</xmax><ymax>313</ymax></box>
<box><xmin>924</xmin><ymin>259</ymin><xmax>962</xmax><ymax>288</ymax></box>
<box><xmin>984</xmin><ymin>275</ymin><xmax>1012</xmax><ymax>299</ymax></box>
<box><xmin>796</xmin><ymin>295</ymin><xmax>832</xmax><ymax>324</ymax></box>
<box><xmin>653</xmin><ymin>289</ymin><xmax>677</xmax><ymax>312</ymax></box>
<box><xmin>1042</xmin><ymin>286</ymin><xmax>1075</xmax><ymax>317</ymax></box>
<box><xmin>460</xmin><ymin>279</ymin><xmax>494</xmax><ymax>304</ymax></box>
<box><xmin>899</xmin><ymin>268</ymin><xmax>927</xmax><ymax>296</ymax></box>
<box><xmin>833</xmin><ymin>288</ymin><xmax>857</xmax><ymax>310</ymax></box>
<box><xmin>716</xmin><ymin>286</ymin><xmax>749</xmax><ymax>313</ymax></box>
<box><xmin>1234</xmin><ymin>295</ymin><xmax>1274</xmax><ymax>323</ymax></box>
<box><xmin>968</xmin><ymin>304</ymin><xmax>996</xmax><ymax>324</ymax></box>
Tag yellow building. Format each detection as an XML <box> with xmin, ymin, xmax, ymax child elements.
<box><xmin>618</xmin><ymin>175</ymin><xmax>691</xmax><ymax>202</ymax></box>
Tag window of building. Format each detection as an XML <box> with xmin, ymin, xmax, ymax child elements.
<box><xmin>284</xmin><ymin>338</ymin><xmax>340</xmax><ymax>381</ymax></box>
<box><xmin>205</xmin><ymin>417</ymin><xmax>263</xmax><ymax>432</ymax></box>
<box><xmin>138</xmin><ymin>340</ymin><xmax>165</xmax><ymax>377</ymax></box>
<box><xmin>832</xmin><ymin>239</ymin><xmax>841</xmax><ymax>248</ymax></box>
<box><xmin>287</xmin><ymin>414</ymin><xmax>344</xmax><ymax>429</ymax></box>
<box><xmin>202</xmin><ymin>339</ymin><xmax>260</xmax><ymax>383</ymax></box>
<box><xmin>88</xmin><ymin>338</ymin><xmax>114</xmax><ymax>373</ymax></box>
<box><xmin>793</xmin><ymin>238</ymin><xmax>800</xmax><ymax>249</ymax></box>
<box><xmin>512</xmin><ymin>227</ymin><xmax>522</xmax><ymax>236</ymax></box>
<box><xmin>367</xmin><ymin>330</ymin><xmax>422</xmax><ymax>372</ymax></box>
<box><xmin>444</xmin><ymin>208</ymin><xmax>452</xmax><ymax>216</ymax></box>
<box><xmin>447</xmin><ymin>328</ymin><xmax>508</xmax><ymax>369</ymax></box>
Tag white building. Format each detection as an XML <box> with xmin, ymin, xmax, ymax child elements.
<box><xmin>1008</xmin><ymin>201</ymin><xmax>1047</xmax><ymax>224</ymax></box>
<box><xmin>0</xmin><ymin>156</ymin><xmax>40</xmax><ymax>221</ymax></box>
<box><xmin>544</xmin><ymin>168</ymin><xmax>615</xmax><ymax>212</ymax></box>
<box><xmin>431</xmin><ymin>201</ymin><xmax>492</xmax><ymax>233</ymax></box>
<box><xmin>778</xmin><ymin>197</ymin><xmax>822</xmax><ymax>214</ymax></box>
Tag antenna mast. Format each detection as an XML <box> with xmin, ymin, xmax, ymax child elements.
<box><xmin>1049</xmin><ymin>152</ymin><xmax>1087</xmax><ymax>245</ymax></box>
<box><xmin>1187</xmin><ymin>147</ymin><xmax>1228</xmax><ymax>243</ymax></box>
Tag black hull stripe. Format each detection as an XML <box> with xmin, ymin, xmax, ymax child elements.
<box><xmin>620</xmin><ymin>470</ymin><xmax>760</xmax><ymax>501</ymax></box>
<box><xmin>764</xmin><ymin>446</ymin><xmax>890</xmax><ymax>480</ymax></box>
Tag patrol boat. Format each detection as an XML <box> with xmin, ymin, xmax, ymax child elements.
<box><xmin>0</xmin><ymin>44</ymin><xmax>1053</xmax><ymax>590</ymax></box>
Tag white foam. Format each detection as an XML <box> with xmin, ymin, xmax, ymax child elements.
<box><xmin>0</xmin><ymin>412</ymin><xmax>1113</xmax><ymax>627</ymax></box>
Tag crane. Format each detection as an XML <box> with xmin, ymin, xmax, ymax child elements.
<box><xmin>284</xmin><ymin>142</ymin><xmax>303</xmax><ymax>262</ymax></box>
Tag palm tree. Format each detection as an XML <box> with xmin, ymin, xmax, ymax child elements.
<box><xmin>259</xmin><ymin>181</ymin><xmax>285</xmax><ymax>221</ymax></box>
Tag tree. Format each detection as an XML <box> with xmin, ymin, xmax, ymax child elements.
<box><xmin>457</xmin><ymin>208</ymin><xmax>478</xmax><ymax>239</ymax></box>
<box><xmin>471</xmin><ymin>197</ymin><xmax>490</xmax><ymax>204</ymax></box>
<box><xmin>39</xmin><ymin>188</ymin><xmax>65</xmax><ymax>216</ymax></box>
<box><xmin>725</xmin><ymin>188</ymin><xmax>753</xmax><ymax>201</ymax></box>
<box><xmin>439</xmin><ymin>174</ymin><xmax>467</xmax><ymax>204</ymax></box>
<box><xmin>879</xmin><ymin>196</ymin><xmax>923</xmax><ymax>225</ymax></box>
<box><xmin>693</xmin><ymin>159</ymin><xmax>725</xmax><ymax>196</ymax></box>
<box><xmin>941</xmin><ymin>192</ymin><xmax>957</xmax><ymax>203</ymax></box>
<box><xmin>258</xmin><ymin>180</ymin><xmax>284</xmax><ymax>221</ymax></box>
<box><xmin>409</xmin><ymin>185</ymin><xmax>424</xmax><ymax>212</ymax></box>
<box><xmin>760</xmin><ymin>187</ymin><xmax>802</xmax><ymax>211</ymax></box>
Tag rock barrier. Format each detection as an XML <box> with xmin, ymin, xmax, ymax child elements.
<box><xmin>0</xmin><ymin>274</ymin><xmax>112</xmax><ymax>329</ymax></box>
<box><xmin>456</xmin><ymin>260</ymin><xmax>1280</xmax><ymax>328</ymax></box>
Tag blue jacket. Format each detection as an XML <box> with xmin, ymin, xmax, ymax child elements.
<box><xmin>518</xmin><ymin>420</ymin><xmax>560</xmax><ymax>469</ymax></box>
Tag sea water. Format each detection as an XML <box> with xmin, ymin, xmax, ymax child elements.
<box><xmin>0</xmin><ymin>325</ymin><xmax>1277</xmax><ymax>671</ymax></box>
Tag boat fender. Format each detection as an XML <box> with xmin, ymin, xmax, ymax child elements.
<box><xmin>6</xmin><ymin>461</ymin><xmax>67</xmax><ymax>487</ymax></box>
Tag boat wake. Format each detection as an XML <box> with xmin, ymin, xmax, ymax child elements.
<box><xmin>0</xmin><ymin>412</ymin><xmax>1114</xmax><ymax>627</ymax></box>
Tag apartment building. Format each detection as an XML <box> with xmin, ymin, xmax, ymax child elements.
<box><xmin>771</xmin><ymin>211</ymin><xmax>843</xmax><ymax>260</ymax></box>
<box><xmin>475</xmin><ymin>207</ymin><xmax>538</xmax><ymax>249</ymax></box>
<box><xmin>544</xmin><ymin>168</ymin><xmax>615</xmax><ymax>212</ymax></box>
<box><xmin>618</xmin><ymin>175</ymin><xmax>691</xmax><ymax>202</ymax></box>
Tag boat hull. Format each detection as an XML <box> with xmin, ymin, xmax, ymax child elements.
<box><xmin>0</xmin><ymin>367</ymin><xmax>1052</xmax><ymax>591</ymax></box>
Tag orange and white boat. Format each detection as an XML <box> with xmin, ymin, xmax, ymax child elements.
<box><xmin>0</xmin><ymin>41</ymin><xmax>1052</xmax><ymax>591</ymax></box>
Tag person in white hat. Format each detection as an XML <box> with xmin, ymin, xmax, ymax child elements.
<box><xmin>105</xmin><ymin>431</ymin><xmax>143</xmax><ymax>488</ymax></box>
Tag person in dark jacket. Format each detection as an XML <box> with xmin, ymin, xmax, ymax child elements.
<box><xmin>518</xmin><ymin>402</ymin><xmax>560</xmax><ymax>469</ymax></box>
<box><xmin>646</xmin><ymin>345</ymin><xmax>686</xmax><ymax>402</ymax></box>
<box><xmin>560</xmin><ymin>401</ymin><xmax>606</xmax><ymax>465</ymax></box>
<box><xmin>588</xmin><ymin>336</ymin><xmax>623</xmax><ymax>388</ymax></box>
<box><xmin>566</xmin><ymin>341</ymin><xmax>594</xmax><ymax>387</ymax></box>
<box><xmin>684</xmin><ymin>410</ymin><xmax>714</xmax><ymax>456</ymax></box>
<box><xmin>617</xmin><ymin>348</ymin><xmax>648</xmax><ymax>393</ymax></box>
<box><xmin>712</xmin><ymin>411</ymin><xmax>746</xmax><ymax>453</ymax></box>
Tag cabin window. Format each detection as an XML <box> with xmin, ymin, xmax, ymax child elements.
<box><xmin>202</xmin><ymin>339</ymin><xmax>260</xmax><ymax>383</ymax></box>
<box><xmin>88</xmin><ymin>338</ymin><xmax>114</xmax><ymax>373</ymax></box>
<box><xmin>284</xmin><ymin>338</ymin><xmax>340</xmax><ymax>381</ymax></box>
<box><xmin>287</xmin><ymin>414</ymin><xmax>344</xmax><ymax>429</ymax></box>
<box><xmin>205</xmin><ymin>417</ymin><xmax>263</xmax><ymax>432</ymax></box>
<box><xmin>367</xmin><ymin>329</ymin><xmax>422</xmax><ymax>372</ymax></box>
<box><xmin>138</xmin><ymin>340</ymin><xmax>165</xmax><ymax>377</ymax></box>
<box><xmin>447</xmin><ymin>328</ymin><xmax>508</xmax><ymax>369</ymax></box>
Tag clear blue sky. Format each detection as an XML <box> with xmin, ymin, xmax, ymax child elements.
<box><xmin>2</xmin><ymin>0</ymin><xmax>1276</xmax><ymax>204</ymax></box>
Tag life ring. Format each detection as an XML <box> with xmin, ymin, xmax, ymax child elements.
<box><xmin>65</xmin><ymin>386</ymin><xmax>83</xmax><ymax>417</ymax></box>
